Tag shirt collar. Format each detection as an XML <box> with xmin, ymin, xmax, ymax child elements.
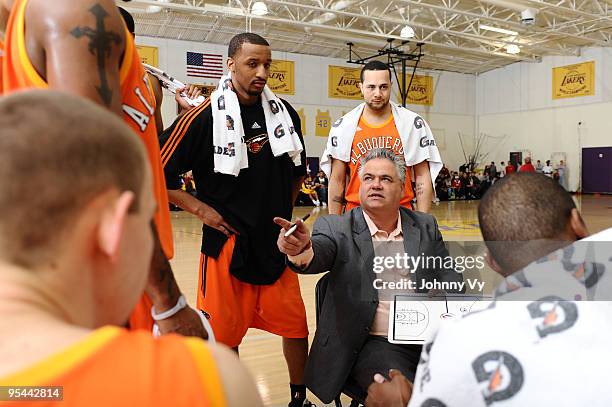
<box><xmin>362</xmin><ymin>210</ymin><xmax>402</xmax><ymax>239</ymax></box>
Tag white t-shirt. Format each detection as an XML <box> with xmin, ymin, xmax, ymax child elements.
<box><xmin>408</xmin><ymin>229</ymin><xmax>612</xmax><ymax>407</ymax></box>
<box><xmin>542</xmin><ymin>165</ymin><xmax>554</xmax><ymax>177</ymax></box>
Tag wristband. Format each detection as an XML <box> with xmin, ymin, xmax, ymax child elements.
<box><xmin>197</xmin><ymin>310</ymin><xmax>216</xmax><ymax>345</ymax></box>
<box><xmin>151</xmin><ymin>295</ymin><xmax>187</xmax><ymax>321</ymax></box>
<box><xmin>151</xmin><ymin>308</ymin><xmax>216</xmax><ymax>344</ymax></box>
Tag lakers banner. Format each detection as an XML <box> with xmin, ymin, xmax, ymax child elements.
<box><xmin>268</xmin><ymin>60</ymin><xmax>294</xmax><ymax>95</ymax></box>
<box><xmin>136</xmin><ymin>45</ymin><xmax>158</xmax><ymax>67</ymax></box>
<box><xmin>328</xmin><ymin>66</ymin><xmax>362</xmax><ymax>100</ymax></box>
<box><xmin>552</xmin><ymin>61</ymin><xmax>595</xmax><ymax>99</ymax></box>
<box><xmin>398</xmin><ymin>74</ymin><xmax>434</xmax><ymax>105</ymax></box>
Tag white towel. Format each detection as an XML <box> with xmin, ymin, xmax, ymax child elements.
<box><xmin>320</xmin><ymin>101</ymin><xmax>442</xmax><ymax>191</ymax></box>
<box><xmin>142</xmin><ymin>63</ymin><xmax>206</xmax><ymax>107</ymax></box>
<box><xmin>211</xmin><ymin>73</ymin><xmax>303</xmax><ymax>176</ymax></box>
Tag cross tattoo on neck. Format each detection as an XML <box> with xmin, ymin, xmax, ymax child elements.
<box><xmin>70</xmin><ymin>4</ymin><xmax>122</xmax><ymax>106</ymax></box>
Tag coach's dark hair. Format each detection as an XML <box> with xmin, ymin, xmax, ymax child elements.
<box><xmin>360</xmin><ymin>60</ymin><xmax>392</xmax><ymax>83</ymax></box>
<box><xmin>228</xmin><ymin>33</ymin><xmax>270</xmax><ymax>58</ymax></box>
<box><xmin>478</xmin><ymin>172</ymin><xmax>578</xmax><ymax>274</ymax></box>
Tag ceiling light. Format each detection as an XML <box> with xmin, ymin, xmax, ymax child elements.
<box><xmin>400</xmin><ymin>25</ymin><xmax>415</xmax><ymax>39</ymax></box>
<box><xmin>480</xmin><ymin>24</ymin><xmax>518</xmax><ymax>36</ymax></box>
<box><xmin>520</xmin><ymin>9</ymin><xmax>537</xmax><ymax>25</ymax></box>
<box><xmin>506</xmin><ymin>44</ymin><xmax>520</xmax><ymax>54</ymax></box>
<box><xmin>251</xmin><ymin>1</ymin><xmax>268</xmax><ymax>16</ymax></box>
<box><xmin>146</xmin><ymin>0</ymin><xmax>170</xmax><ymax>14</ymax></box>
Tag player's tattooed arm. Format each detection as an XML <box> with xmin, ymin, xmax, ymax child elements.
<box><xmin>328</xmin><ymin>158</ymin><xmax>348</xmax><ymax>214</ymax></box>
<box><xmin>415</xmin><ymin>181</ymin><xmax>425</xmax><ymax>197</ymax></box>
<box><xmin>147</xmin><ymin>221</ymin><xmax>181</xmax><ymax>308</ymax></box>
<box><xmin>70</xmin><ymin>4</ymin><xmax>122</xmax><ymax>106</ymax></box>
<box><xmin>147</xmin><ymin>221</ymin><xmax>209</xmax><ymax>339</ymax></box>
<box><xmin>33</xmin><ymin>0</ymin><xmax>125</xmax><ymax>114</ymax></box>
<box><xmin>414</xmin><ymin>161</ymin><xmax>433</xmax><ymax>213</ymax></box>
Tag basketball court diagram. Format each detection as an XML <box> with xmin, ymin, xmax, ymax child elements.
<box><xmin>390</xmin><ymin>296</ymin><xmax>491</xmax><ymax>344</ymax></box>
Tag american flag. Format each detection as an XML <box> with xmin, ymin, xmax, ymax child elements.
<box><xmin>186</xmin><ymin>51</ymin><xmax>224</xmax><ymax>79</ymax></box>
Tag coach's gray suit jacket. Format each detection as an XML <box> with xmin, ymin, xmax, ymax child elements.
<box><xmin>288</xmin><ymin>206</ymin><xmax>459</xmax><ymax>404</ymax></box>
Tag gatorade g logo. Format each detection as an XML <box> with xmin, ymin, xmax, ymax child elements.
<box><xmin>218</xmin><ymin>95</ymin><xmax>225</xmax><ymax>110</ymax></box>
<box><xmin>414</xmin><ymin>116</ymin><xmax>424</xmax><ymax>129</ymax></box>
<box><xmin>527</xmin><ymin>296</ymin><xmax>578</xmax><ymax>338</ymax></box>
<box><xmin>420</xmin><ymin>400</ymin><xmax>447</xmax><ymax>407</ymax></box>
<box><xmin>332</xmin><ymin>117</ymin><xmax>343</xmax><ymax>128</ymax></box>
<box><xmin>274</xmin><ymin>124</ymin><xmax>285</xmax><ymax>138</ymax></box>
<box><xmin>472</xmin><ymin>351</ymin><xmax>524</xmax><ymax>405</ymax></box>
<box><xmin>420</xmin><ymin>136</ymin><xmax>436</xmax><ymax>148</ymax></box>
<box><xmin>269</xmin><ymin>100</ymin><xmax>280</xmax><ymax>114</ymax></box>
<box><xmin>331</xmin><ymin>136</ymin><xmax>338</xmax><ymax>147</ymax></box>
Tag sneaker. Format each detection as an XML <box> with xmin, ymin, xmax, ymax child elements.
<box><xmin>288</xmin><ymin>399</ymin><xmax>317</xmax><ymax>407</ymax></box>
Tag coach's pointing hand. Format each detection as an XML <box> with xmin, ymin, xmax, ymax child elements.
<box><xmin>274</xmin><ymin>217</ymin><xmax>311</xmax><ymax>256</ymax></box>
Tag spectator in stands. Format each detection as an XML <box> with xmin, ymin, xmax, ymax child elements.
<box><xmin>505</xmin><ymin>161</ymin><xmax>515</xmax><ymax>175</ymax></box>
<box><xmin>451</xmin><ymin>173</ymin><xmax>462</xmax><ymax>199</ymax></box>
<box><xmin>435</xmin><ymin>177</ymin><xmax>449</xmax><ymax>201</ymax></box>
<box><xmin>301</xmin><ymin>175</ymin><xmax>321</xmax><ymax>206</ymax></box>
<box><xmin>438</xmin><ymin>164</ymin><xmax>450</xmax><ymax>181</ymax></box>
<box><xmin>315</xmin><ymin>171</ymin><xmax>328</xmax><ymax>206</ymax></box>
<box><xmin>557</xmin><ymin>160</ymin><xmax>567</xmax><ymax>189</ymax></box>
<box><xmin>467</xmin><ymin>172</ymin><xmax>481</xmax><ymax>199</ymax></box>
<box><xmin>542</xmin><ymin>160</ymin><xmax>554</xmax><ymax>178</ymax></box>
<box><xmin>488</xmin><ymin>161</ymin><xmax>497</xmax><ymax>179</ymax></box>
<box><xmin>519</xmin><ymin>157</ymin><xmax>536</xmax><ymax>173</ymax></box>
<box><xmin>183</xmin><ymin>171</ymin><xmax>196</xmax><ymax>196</ymax></box>
<box><xmin>535</xmin><ymin>160</ymin><xmax>543</xmax><ymax>173</ymax></box>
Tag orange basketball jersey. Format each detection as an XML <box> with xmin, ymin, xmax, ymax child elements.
<box><xmin>0</xmin><ymin>38</ymin><xmax>4</xmax><ymax>94</ymax></box>
<box><xmin>0</xmin><ymin>327</ymin><xmax>227</xmax><ymax>406</ymax></box>
<box><xmin>344</xmin><ymin>115</ymin><xmax>414</xmax><ymax>212</ymax></box>
<box><xmin>2</xmin><ymin>0</ymin><xmax>174</xmax><ymax>330</ymax></box>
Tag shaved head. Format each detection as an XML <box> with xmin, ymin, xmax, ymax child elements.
<box><xmin>0</xmin><ymin>91</ymin><xmax>147</xmax><ymax>268</ymax></box>
<box><xmin>478</xmin><ymin>173</ymin><xmax>581</xmax><ymax>274</ymax></box>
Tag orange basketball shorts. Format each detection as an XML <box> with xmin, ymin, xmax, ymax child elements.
<box><xmin>197</xmin><ymin>234</ymin><xmax>308</xmax><ymax>348</ymax></box>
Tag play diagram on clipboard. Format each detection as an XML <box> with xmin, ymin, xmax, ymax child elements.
<box><xmin>388</xmin><ymin>294</ymin><xmax>492</xmax><ymax>344</ymax></box>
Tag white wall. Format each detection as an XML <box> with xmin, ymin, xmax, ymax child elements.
<box><xmin>476</xmin><ymin>47</ymin><xmax>612</xmax><ymax>191</ymax></box>
<box><xmin>136</xmin><ymin>36</ymin><xmax>475</xmax><ymax>169</ymax></box>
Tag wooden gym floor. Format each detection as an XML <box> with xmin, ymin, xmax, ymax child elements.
<box><xmin>169</xmin><ymin>195</ymin><xmax>612</xmax><ymax>407</ymax></box>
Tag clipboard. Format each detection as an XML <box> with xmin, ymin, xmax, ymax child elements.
<box><xmin>388</xmin><ymin>294</ymin><xmax>492</xmax><ymax>344</ymax></box>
